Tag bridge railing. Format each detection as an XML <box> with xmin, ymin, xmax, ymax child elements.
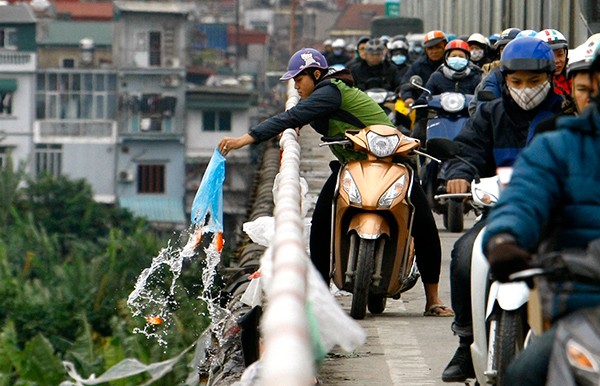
<box><xmin>259</xmin><ymin>81</ymin><xmax>315</xmax><ymax>386</ymax></box>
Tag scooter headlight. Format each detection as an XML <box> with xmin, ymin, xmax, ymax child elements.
<box><xmin>366</xmin><ymin>131</ymin><xmax>400</xmax><ymax>158</ymax></box>
<box><xmin>566</xmin><ymin>339</ymin><xmax>600</xmax><ymax>373</ymax></box>
<box><xmin>440</xmin><ymin>92</ymin><xmax>466</xmax><ymax>113</ymax></box>
<box><xmin>342</xmin><ymin>170</ymin><xmax>361</xmax><ymax>205</ymax></box>
<box><xmin>378</xmin><ymin>175</ymin><xmax>406</xmax><ymax>208</ymax></box>
<box><xmin>366</xmin><ymin>90</ymin><xmax>388</xmax><ymax>104</ymax></box>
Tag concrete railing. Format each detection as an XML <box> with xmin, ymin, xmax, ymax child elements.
<box><xmin>260</xmin><ymin>82</ymin><xmax>315</xmax><ymax>386</ymax></box>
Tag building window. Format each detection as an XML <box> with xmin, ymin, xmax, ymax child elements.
<box><xmin>0</xmin><ymin>28</ymin><xmax>17</xmax><ymax>50</ymax></box>
<box><xmin>35</xmin><ymin>144</ymin><xmax>62</xmax><ymax>177</ymax></box>
<box><xmin>203</xmin><ymin>111</ymin><xmax>231</xmax><ymax>131</ymax></box>
<box><xmin>149</xmin><ymin>31</ymin><xmax>161</xmax><ymax>66</ymax></box>
<box><xmin>138</xmin><ymin>164</ymin><xmax>165</xmax><ymax>193</ymax></box>
<box><xmin>36</xmin><ymin>72</ymin><xmax>117</xmax><ymax>120</ymax></box>
<box><xmin>62</xmin><ymin>58</ymin><xmax>75</xmax><ymax>68</ymax></box>
<box><xmin>0</xmin><ymin>93</ymin><xmax>13</xmax><ymax>115</ymax></box>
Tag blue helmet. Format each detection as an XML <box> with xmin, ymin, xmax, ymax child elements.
<box><xmin>280</xmin><ymin>48</ymin><xmax>329</xmax><ymax>80</ymax></box>
<box><xmin>515</xmin><ymin>29</ymin><xmax>538</xmax><ymax>39</ymax></box>
<box><xmin>501</xmin><ymin>36</ymin><xmax>556</xmax><ymax>73</ymax></box>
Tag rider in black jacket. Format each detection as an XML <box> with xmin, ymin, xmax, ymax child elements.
<box><xmin>350</xmin><ymin>38</ymin><xmax>402</xmax><ymax>92</ymax></box>
<box><xmin>219</xmin><ymin>48</ymin><xmax>453</xmax><ymax>318</ymax></box>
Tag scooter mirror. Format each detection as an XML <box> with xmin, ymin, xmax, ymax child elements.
<box><xmin>409</xmin><ymin>75</ymin><xmax>423</xmax><ymax>87</ymax></box>
<box><xmin>426</xmin><ymin>138</ymin><xmax>460</xmax><ymax>159</ymax></box>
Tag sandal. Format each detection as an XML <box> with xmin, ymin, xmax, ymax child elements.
<box><xmin>424</xmin><ymin>304</ymin><xmax>455</xmax><ymax>317</ymax></box>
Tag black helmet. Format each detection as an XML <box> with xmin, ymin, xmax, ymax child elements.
<box><xmin>496</xmin><ymin>27</ymin><xmax>522</xmax><ymax>48</ymax></box>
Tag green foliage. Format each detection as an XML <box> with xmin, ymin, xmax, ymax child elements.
<box><xmin>0</xmin><ymin>171</ymin><xmax>212</xmax><ymax>385</ymax></box>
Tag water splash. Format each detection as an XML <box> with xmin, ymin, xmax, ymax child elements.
<box><xmin>127</xmin><ymin>225</ymin><xmax>232</xmax><ymax>346</ymax></box>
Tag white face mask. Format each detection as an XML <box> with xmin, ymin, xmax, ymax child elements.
<box><xmin>508</xmin><ymin>81</ymin><xmax>551</xmax><ymax>110</ymax></box>
<box><xmin>470</xmin><ymin>48</ymin><xmax>484</xmax><ymax>62</ymax></box>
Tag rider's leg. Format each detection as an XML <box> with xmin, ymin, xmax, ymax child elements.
<box><xmin>442</xmin><ymin>217</ymin><xmax>487</xmax><ymax>382</ymax></box>
<box><xmin>410</xmin><ymin>182</ymin><xmax>452</xmax><ymax>314</ymax></box>
<box><xmin>309</xmin><ymin>161</ymin><xmax>340</xmax><ymax>283</ymax></box>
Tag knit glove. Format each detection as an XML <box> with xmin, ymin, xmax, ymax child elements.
<box><xmin>486</xmin><ymin>235</ymin><xmax>532</xmax><ymax>282</ymax></box>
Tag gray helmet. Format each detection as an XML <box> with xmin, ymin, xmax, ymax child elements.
<box><xmin>365</xmin><ymin>38</ymin><xmax>385</xmax><ymax>54</ymax></box>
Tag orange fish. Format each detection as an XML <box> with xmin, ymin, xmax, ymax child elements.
<box><xmin>248</xmin><ymin>270</ymin><xmax>261</xmax><ymax>280</ymax></box>
<box><xmin>215</xmin><ymin>232</ymin><xmax>224</xmax><ymax>253</ymax></box>
<box><xmin>193</xmin><ymin>229</ymin><xmax>203</xmax><ymax>248</ymax></box>
<box><xmin>145</xmin><ymin>315</ymin><xmax>164</xmax><ymax>325</ymax></box>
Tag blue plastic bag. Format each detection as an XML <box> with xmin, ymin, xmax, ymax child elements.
<box><xmin>191</xmin><ymin>149</ymin><xmax>225</xmax><ymax>232</ymax></box>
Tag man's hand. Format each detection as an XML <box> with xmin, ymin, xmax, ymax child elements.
<box><xmin>487</xmin><ymin>236</ymin><xmax>532</xmax><ymax>282</ymax></box>
<box><xmin>404</xmin><ymin>98</ymin><xmax>415</xmax><ymax>107</ymax></box>
<box><xmin>446</xmin><ymin>179</ymin><xmax>470</xmax><ymax>194</ymax></box>
<box><xmin>218</xmin><ymin>134</ymin><xmax>255</xmax><ymax>156</ymax></box>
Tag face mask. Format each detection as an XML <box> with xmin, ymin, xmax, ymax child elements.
<box><xmin>446</xmin><ymin>57</ymin><xmax>469</xmax><ymax>71</ymax></box>
<box><xmin>508</xmin><ymin>81</ymin><xmax>551</xmax><ymax>110</ymax></box>
<box><xmin>333</xmin><ymin>48</ymin><xmax>343</xmax><ymax>56</ymax></box>
<box><xmin>470</xmin><ymin>49</ymin><xmax>484</xmax><ymax>62</ymax></box>
<box><xmin>391</xmin><ymin>54</ymin><xmax>407</xmax><ymax>65</ymax></box>
<box><xmin>413</xmin><ymin>46</ymin><xmax>423</xmax><ymax>54</ymax></box>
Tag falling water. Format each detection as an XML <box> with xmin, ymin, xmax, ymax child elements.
<box><xmin>127</xmin><ymin>224</ymin><xmax>232</xmax><ymax>346</ymax></box>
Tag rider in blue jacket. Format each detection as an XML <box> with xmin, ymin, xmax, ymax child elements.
<box><xmin>483</xmin><ymin>48</ymin><xmax>600</xmax><ymax>385</ymax></box>
<box><xmin>441</xmin><ymin>37</ymin><xmax>568</xmax><ymax>382</ymax></box>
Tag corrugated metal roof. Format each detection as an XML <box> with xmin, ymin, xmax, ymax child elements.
<box><xmin>113</xmin><ymin>1</ymin><xmax>195</xmax><ymax>14</ymax></box>
<box><xmin>120</xmin><ymin>196</ymin><xmax>186</xmax><ymax>224</ymax></box>
<box><xmin>0</xmin><ymin>3</ymin><xmax>36</xmax><ymax>24</ymax></box>
<box><xmin>37</xmin><ymin>21</ymin><xmax>113</xmax><ymax>46</ymax></box>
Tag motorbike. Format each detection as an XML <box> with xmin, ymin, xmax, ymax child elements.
<box><xmin>509</xmin><ymin>243</ymin><xmax>600</xmax><ymax>386</ymax></box>
<box><xmin>427</xmin><ymin>138</ymin><xmax>527</xmax><ymax>386</ymax></box>
<box><xmin>321</xmin><ymin>125</ymin><xmax>432</xmax><ymax>320</ymax></box>
<box><xmin>409</xmin><ymin>76</ymin><xmax>474</xmax><ymax>232</ymax></box>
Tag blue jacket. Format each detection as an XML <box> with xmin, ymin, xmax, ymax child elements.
<box><xmin>446</xmin><ymin>86</ymin><xmax>565</xmax><ymax>182</ymax></box>
<box><xmin>483</xmin><ymin>104</ymin><xmax>600</xmax><ymax>251</ymax></box>
<box><xmin>468</xmin><ymin>67</ymin><xmax>504</xmax><ymax>115</ymax></box>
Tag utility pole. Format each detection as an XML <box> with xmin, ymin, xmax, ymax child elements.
<box><xmin>236</xmin><ymin>0</ymin><xmax>240</xmax><ymax>74</ymax></box>
<box><xmin>289</xmin><ymin>0</ymin><xmax>297</xmax><ymax>56</ymax></box>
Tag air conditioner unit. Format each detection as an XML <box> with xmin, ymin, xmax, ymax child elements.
<box><xmin>117</xmin><ymin>170</ymin><xmax>134</xmax><ymax>182</ymax></box>
<box><xmin>164</xmin><ymin>57</ymin><xmax>180</xmax><ymax>68</ymax></box>
<box><xmin>161</xmin><ymin>74</ymin><xmax>181</xmax><ymax>88</ymax></box>
<box><xmin>140</xmin><ymin>118</ymin><xmax>152</xmax><ymax>131</ymax></box>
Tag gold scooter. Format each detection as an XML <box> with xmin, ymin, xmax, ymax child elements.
<box><xmin>323</xmin><ymin>125</ymin><xmax>424</xmax><ymax>319</ymax></box>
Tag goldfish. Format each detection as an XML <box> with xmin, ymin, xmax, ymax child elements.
<box><xmin>215</xmin><ymin>232</ymin><xmax>224</xmax><ymax>253</ymax></box>
<box><xmin>145</xmin><ymin>315</ymin><xmax>164</xmax><ymax>325</ymax></box>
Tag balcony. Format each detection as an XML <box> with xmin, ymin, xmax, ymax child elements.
<box><xmin>0</xmin><ymin>52</ymin><xmax>36</xmax><ymax>72</ymax></box>
<box><xmin>119</xmin><ymin>115</ymin><xmax>183</xmax><ymax>139</ymax></box>
<box><xmin>34</xmin><ymin>120</ymin><xmax>117</xmax><ymax>143</ymax></box>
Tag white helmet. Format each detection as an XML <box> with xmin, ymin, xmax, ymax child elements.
<box><xmin>567</xmin><ymin>33</ymin><xmax>600</xmax><ymax>77</ymax></box>
<box><xmin>536</xmin><ymin>29</ymin><xmax>568</xmax><ymax>50</ymax></box>
<box><xmin>467</xmin><ymin>33</ymin><xmax>488</xmax><ymax>47</ymax></box>
<box><xmin>332</xmin><ymin>38</ymin><xmax>346</xmax><ymax>48</ymax></box>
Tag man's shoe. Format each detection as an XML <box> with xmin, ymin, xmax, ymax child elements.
<box><xmin>441</xmin><ymin>345</ymin><xmax>476</xmax><ymax>382</ymax></box>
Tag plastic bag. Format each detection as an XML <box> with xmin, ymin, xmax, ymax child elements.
<box><xmin>191</xmin><ymin>148</ymin><xmax>225</xmax><ymax>232</ymax></box>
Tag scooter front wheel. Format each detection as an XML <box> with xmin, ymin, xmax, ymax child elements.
<box><xmin>444</xmin><ymin>199</ymin><xmax>464</xmax><ymax>233</ymax></box>
<box><xmin>493</xmin><ymin>306</ymin><xmax>527</xmax><ymax>385</ymax></box>
<box><xmin>350</xmin><ymin>238</ymin><xmax>376</xmax><ymax>320</ymax></box>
